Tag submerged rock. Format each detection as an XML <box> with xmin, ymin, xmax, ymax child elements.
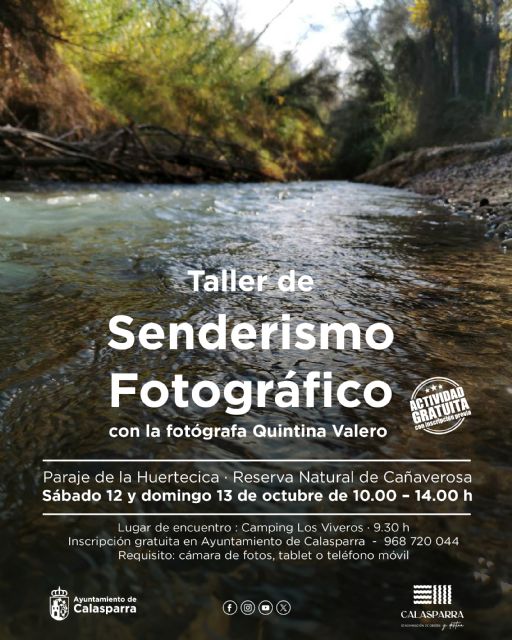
<box><xmin>495</xmin><ymin>221</ymin><xmax>512</xmax><ymax>238</ymax></box>
<box><xmin>0</xmin><ymin>261</ymin><xmax>38</xmax><ymax>290</ymax></box>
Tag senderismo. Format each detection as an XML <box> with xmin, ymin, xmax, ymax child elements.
<box><xmin>108</xmin><ymin>313</ymin><xmax>394</xmax><ymax>352</ymax></box>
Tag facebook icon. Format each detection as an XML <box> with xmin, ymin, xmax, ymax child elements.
<box><xmin>222</xmin><ymin>600</ymin><xmax>238</xmax><ymax>615</ymax></box>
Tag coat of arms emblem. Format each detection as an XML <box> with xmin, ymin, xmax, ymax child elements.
<box><xmin>49</xmin><ymin>587</ymin><xmax>69</xmax><ymax>621</ymax></box>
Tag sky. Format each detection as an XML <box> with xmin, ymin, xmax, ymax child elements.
<box><xmin>208</xmin><ymin>0</ymin><xmax>376</xmax><ymax>71</ymax></box>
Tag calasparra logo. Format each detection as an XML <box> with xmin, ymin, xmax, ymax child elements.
<box><xmin>49</xmin><ymin>587</ymin><xmax>69</xmax><ymax>621</ymax></box>
<box><xmin>48</xmin><ymin>588</ymin><xmax>137</xmax><ymax>620</ymax></box>
<box><xmin>401</xmin><ymin>584</ymin><xmax>464</xmax><ymax>631</ymax></box>
<box><xmin>413</xmin><ymin>585</ymin><xmax>452</xmax><ymax>605</ymax></box>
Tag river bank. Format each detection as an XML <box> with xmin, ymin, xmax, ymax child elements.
<box><xmin>0</xmin><ymin>124</ymin><xmax>280</xmax><ymax>184</ymax></box>
<box><xmin>357</xmin><ymin>138</ymin><xmax>512</xmax><ymax>249</ymax></box>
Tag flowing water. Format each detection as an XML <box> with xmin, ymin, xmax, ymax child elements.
<box><xmin>0</xmin><ymin>181</ymin><xmax>510</xmax><ymax>638</ymax></box>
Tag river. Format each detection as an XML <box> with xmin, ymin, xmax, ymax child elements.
<box><xmin>0</xmin><ymin>181</ymin><xmax>510</xmax><ymax>638</ymax></box>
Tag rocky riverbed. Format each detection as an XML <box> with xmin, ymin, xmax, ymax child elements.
<box><xmin>357</xmin><ymin>138</ymin><xmax>512</xmax><ymax>249</ymax></box>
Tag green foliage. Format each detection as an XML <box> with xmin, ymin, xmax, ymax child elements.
<box><xmin>0</xmin><ymin>0</ymin><xmax>339</xmax><ymax>178</ymax></box>
<box><xmin>53</xmin><ymin>0</ymin><xmax>337</xmax><ymax>178</ymax></box>
<box><xmin>332</xmin><ymin>0</ymin><xmax>512</xmax><ymax>177</ymax></box>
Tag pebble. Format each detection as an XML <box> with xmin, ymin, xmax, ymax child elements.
<box><xmin>364</xmin><ymin>143</ymin><xmax>512</xmax><ymax>248</ymax></box>
<box><xmin>409</xmin><ymin>166</ymin><xmax>512</xmax><ymax>245</ymax></box>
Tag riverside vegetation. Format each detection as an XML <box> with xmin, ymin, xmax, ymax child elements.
<box><xmin>2</xmin><ymin>0</ymin><xmax>512</xmax><ymax>242</ymax></box>
<box><xmin>0</xmin><ymin>0</ymin><xmax>338</xmax><ymax>181</ymax></box>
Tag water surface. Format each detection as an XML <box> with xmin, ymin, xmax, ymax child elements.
<box><xmin>0</xmin><ymin>181</ymin><xmax>510</xmax><ymax>639</ymax></box>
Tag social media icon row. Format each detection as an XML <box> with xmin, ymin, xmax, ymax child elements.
<box><xmin>222</xmin><ymin>599</ymin><xmax>291</xmax><ymax>616</ymax></box>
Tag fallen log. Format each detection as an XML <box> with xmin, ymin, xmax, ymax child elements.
<box><xmin>0</xmin><ymin>124</ymin><xmax>276</xmax><ymax>183</ymax></box>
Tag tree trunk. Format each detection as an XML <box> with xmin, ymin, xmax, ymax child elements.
<box><xmin>485</xmin><ymin>0</ymin><xmax>501</xmax><ymax>108</ymax></box>
<box><xmin>451</xmin><ymin>3</ymin><xmax>461</xmax><ymax>98</ymax></box>
<box><xmin>499</xmin><ymin>47</ymin><xmax>512</xmax><ymax>116</ymax></box>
